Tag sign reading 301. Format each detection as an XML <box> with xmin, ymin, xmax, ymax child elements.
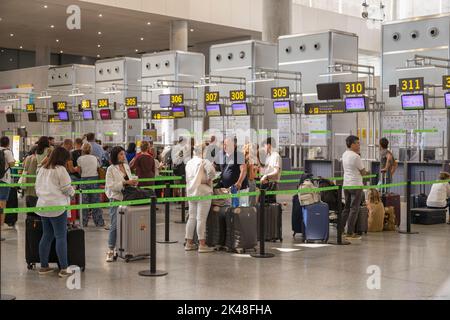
<box><xmin>97</xmin><ymin>99</ymin><xmax>109</xmax><ymax>108</ymax></box>
<box><xmin>442</xmin><ymin>75</ymin><xmax>450</xmax><ymax>89</ymax></box>
<box><xmin>230</xmin><ymin>90</ymin><xmax>246</xmax><ymax>102</ymax></box>
<box><xmin>170</xmin><ymin>94</ymin><xmax>184</xmax><ymax>105</ymax></box>
<box><xmin>271</xmin><ymin>87</ymin><xmax>289</xmax><ymax>99</ymax></box>
<box><xmin>344</xmin><ymin>81</ymin><xmax>365</xmax><ymax>95</ymax></box>
<box><xmin>205</xmin><ymin>91</ymin><xmax>220</xmax><ymax>103</ymax></box>
<box><xmin>399</xmin><ymin>77</ymin><xmax>424</xmax><ymax>92</ymax></box>
<box><xmin>125</xmin><ymin>97</ymin><xmax>137</xmax><ymax>107</ymax></box>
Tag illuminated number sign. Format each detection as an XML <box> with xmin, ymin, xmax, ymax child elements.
<box><xmin>399</xmin><ymin>77</ymin><xmax>424</xmax><ymax>92</ymax></box>
<box><xmin>151</xmin><ymin>111</ymin><xmax>174</xmax><ymax>120</ymax></box>
<box><xmin>442</xmin><ymin>76</ymin><xmax>450</xmax><ymax>90</ymax></box>
<box><xmin>26</xmin><ymin>104</ymin><xmax>35</xmax><ymax>112</ymax></box>
<box><xmin>53</xmin><ymin>101</ymin><xmax>67</xmax><ymax>112</ymax></box>
<box><xmin>344</xmin><ymin>81</ymin><xmax>365</xmax><ymax>95</ymax></box>
<box><xmin>205</xmin><ymin>91</ymin><xmax>220</xmax><ymax>103</ymax></box>
<box><xmin>170</xmin><ymin>94</ymin><xmax>184</xmax><ymax>105</ymax></box>
<box><xmin>125</xmin><ymin>97</ymin><xmax>137</xmax><ymax>107</ymax></box>
<box><xmin>230</xmin><ymin>90</ymin><xmax>246</xmax><ymax>102</ymax></box>
<box><xmin>81</xmin><ymin>100</ymin><xmax>91</xmax><ymax>109</ymax></box>
<box><xmin>97</xmin><ymin>99</ymin><xmax>109</xmax><ymax>108</ymax></box>
<box><xmin>271</xmin><ymin>87</ymin><xmax>289</xmax><ymax>99</ymax></box>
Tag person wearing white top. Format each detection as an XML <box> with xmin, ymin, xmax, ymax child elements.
<box><xmin>341</xmin><ymin>136</ymin><xmax>370</xmax><ymax>240</ymax></box>
<box><xmin>104</xmin><ymin>146</ymin><xmax>138</xmax><ymax>262</ymax></box>
<box><xmin>260</xmin><ymin>138</ymin><xmax>282</xmax><ymax>204</ymax></box>
<box><xmin>0</xmin><ymin>136</ymin><xmax>16</xmax><ymax>234</ymax></box>
<box><xmin>427</xmin><ymin>172</ymin><xmax>450</xmax><ymax>224</ymax></box>
<box><xmin>76</xmin><ymin>143</ymin><xmax>104</xmax><ymax>227</ymax></box>
<box><xmin>184</xmin><ymin>144</ymin><xmax>216</xmax><ymax>253</ymax></box>
<box><xmin>35</xmin><ymin>147</ymin><xmax>75</xmax><ymax>278</ymax></box>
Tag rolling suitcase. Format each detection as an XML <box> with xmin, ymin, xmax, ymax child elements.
<box><xmin>301</xmin><ymin>202</ymin><xmax>329</xmax><ymax>243</ymax></box>
<box><xmin>117</xmin><ymin>206</ymin><xmax>150</xmax><ymax>262</ymax></box>
<box><xmin>225</xmin><ymin>206</ymin><xmax>257</xmax><ymax>253</ymax></box>
<box><xmin>411</xmin><ymin>208</ymin><xmax>446</xmax><ymax>225</ymax></box>
<box><xmin>411</xmin><ymin>171</ymin><xmax>427</xmax><ymax>208</ymax></box>
<box><xmin>291</xmin><ymin>195</ymin><xmax>303</xmax><ymax>236</ymax></box>
<box><xmin>257</xmin><ymin>203</ymin><xmax>283</xmax><ymax>242</ymax></box>
<box><xmin>355</xmin><ymin>206</ymin><xmax>369</xmax><ymax>235</ymax></box>
<box><xmin>25</xmin><ymin>217</ymin><xmax>85</xmax><ymax>271</ymax></box>
<box><xmin>205</xmin><ymin>205</ymin><xmax>228</xmax><ymax>248</ymax></box>
<box><xmin>5</xmin><ymin>187</ymin><xmax>18</xmax><ymax>226</ymax></box>
<box><xmin>382</xmin><ymin>193</ymin><xmax>401</xmax><ymax>227</ymax></box>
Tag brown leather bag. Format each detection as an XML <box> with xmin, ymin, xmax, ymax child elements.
<box><xmin>98</xmin><ymin>167</ymin><xmax>106</xmax><ymax>180</ymax></box>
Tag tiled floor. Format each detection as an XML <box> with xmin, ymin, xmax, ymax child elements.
<box><xmin>1</xmin><ymin>196</ymin><xmax>449</xmax><ymax>300</ymax></box>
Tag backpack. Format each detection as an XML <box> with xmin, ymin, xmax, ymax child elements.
<box><xmin>298</xmin><ymin>179</ymin><xmax>320</xmax><ymax>206</ymax></box>
<box><xmin>0</xmin><ymin>149</ymin><xmax>9</xmax><ymax>180</ymax></box>
<box><xmin>318</xmin><ymin>178</ymin><xmax>338</xmax><ymax>211</ymax></box>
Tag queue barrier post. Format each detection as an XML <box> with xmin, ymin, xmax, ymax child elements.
<box><xmin>251</xmin><ymin>189</ymin><xmax>275</xmax><ymax>258</ymax></box>
<box><xmin>157</xmin><ymin>183</ymin><xmax>178</xmax><ymax>244</ymax></box>
<box><xmin>399</xmin><ymin>164</ymin><xmax>418</xmax><ymax>235</ymax></box>
<box><xmin>175</xmin><ymin>175</ymin><xmax>187</xmax><ymax>224</ymax></box>
<box><xmin>0</xmin><ymin>208</ymin><xmax>17</xmax><ymax>300</ymax></box>
<box><xmin>328</xmin><ymin>185</ymin><xmax>350</xmax><ymax>245</ymax></box>
<box><xmin>139</xmin><ymin>196</ymin><xmax>168</xmax><ymax>277</ymax></box>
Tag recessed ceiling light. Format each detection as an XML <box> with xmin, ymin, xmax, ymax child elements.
<box><xmin>19</xmin><ymin>46</ymin><xmax>23</xmax><ymax>49</ymax></box>
<box><xmin>56</xmin><ymin>39</ymin><xmax>59</xmax><ymax>42</ymax></box>
<box><xmin>9</xmin><ymin>58</ymin><xmax>13</xmax><ymax>62</ymax></box>
<box><xmin>147</xmin><ymin>22</ymin><xmax>151</xmax><ymax>25</ymax></box>
<box><xmin>98</xmin><ymin>31</ymin><xmax>102</xmax><ymax>35</ymax></box>
<box><xmin>97</xmin><ymin>44</ymin><xmax>101</xmax><ymax>48</ymax></box>
<box><xmin>60</xmin><ymin>50</ymin><xmax>63</xmax><ymax>53</ymax></box>
<box><xmin>0</xmin><ymin>18</ymin><xmax>3</xmax><ymax>22</ymax></box>
<box><xmin>140</xmin><ymin>37</ymin><xmax>144</xmax><ymax>41</ymax></box>
<box><xmin>98</xmin><ymin>13</ymin><xmax>102</xmax><ymax>17</ymax></box>
<box><xmin>135</xmin><ymin>49</ymin><xmax>139</xmax><ymax>52</ymax></box>
<box><xmin>50</xmin><ymin>25</ymin><xmax>54</xmax><ymax>28</ymax></box>
<box><xmin>43</xmin><ymin>5</ymin><xmax>48</xmax><ymax>9</ymax></box>
<box><xmin>10</xmin><ymin>33</ymin><xmax>14</xmax><ymax>37</ymax></box>
<box><xmin>190</xmin><ymin>28</ymin><xmax>194</xmax><ymax>32</ymax></box>
<box><xmin>97</xmin><ymin>54</ymin><xmax>100</xmax><ymax>58</ymax></box>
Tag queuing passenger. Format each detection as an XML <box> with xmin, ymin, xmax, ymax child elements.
<box><xmin>104</xmin><ymin>146</ymin><xmax>138</xmax><ymax>262</ymax></box>
<box><xmin>125</xmin><ymin>142</ymin><xmax>137</xmax><ymax>163</ymax></box>
<box><xmin>341</xmin><ymin>135</ymin><xmax>370</xmax><ymax>240</ymax></box>
<box><xmin>0</xmin><ymin>136</ymin><xmax>16</xmax><ymax>234</ymax></box>
<box><xmin>62</xmin><ymin>139</ymin><xmax>73</xmax><ymax>152</ymax></box>
<box><xmin>172</xmin><ymin>137</ymin><xmax>190</xmax><ymax>177</ymax></box>
<box><xmin>218</xmin><ymin>137</ymin><xmax>248</xmax><ymax>206</ymax></box>
<box><xmin>184</xmin><ymin>144</ymin><xmax>216</xmax><ymax>253</ymax></box>
<box><xmin>379</xmin><ymin>138</ymin><xmax>397</xmax><ymax>184</ymax></box>
<box><xmin>35</xmin><ymin>147</ymin><xmax>75</xmax><ymax>277</ymax></box>
<box><xmin>243</xmin><ymin>143</ymin><xmax>259</xmax><ymax>206</ymax></box>
<box><xmin>22</xmin><ymin>146</ymin><xmax>38</xmax><ymax>215</ymax></box>
<box><xmin>35</xmin><ymin>136</ymin><xmax>53</xmax><ymax>169</ymax></box>
<box><xmin>426</xmin><ymin>172</ymin><xmax>450</xmax><ymax>224</ymax></box>
<box><xmin>85</xmin><ymin>133</ymin><xmax>104</xmax><ymax>163</ymax></box>
<box><xmin>69</xmin><ymin>138</ymin><xmax>83</xmax><ymax>180</ymax></box>
<box><xmin>48</xmin><ymin>137</ymin><xmax>55</xmax><ymax>147</ymax></box>
<box><xmin>77</xmin><ymin>143</ymin><xmax>105</xmax><ymax>227</ymax></box>
<box><xmin>260</xmin><ymin>138</ymin><xmax>282</xmax><ymax>204</ymax></box>
<box><xmin>102</xmin><ymin>145</ymin><xmax>111</xmax><ymax>167</ymax></box>
<box><xmin>130</xmin><ymin>141</ymin><xmax>155</xmax><ymax>187</ymax></box>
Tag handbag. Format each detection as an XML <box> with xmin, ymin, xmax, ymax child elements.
<box><xmin>122</xmin><ymin>185</ymin><xmax>154</xmax><ymax>202</ymax></box>
<box><xmin>98</xmin><ymin>167</ymin><xmax>106</xmax><ymax>180</ymax></box>
<box><xmin>212</xmin><ymin>188</ymin><xmax>230</xmax><ymax>207</ymax></box>
<box><xmin>298</xmin><ymin>179</ymin><xmax>320</xmax><ymax>206</ymax></box>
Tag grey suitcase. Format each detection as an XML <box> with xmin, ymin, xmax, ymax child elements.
<box><xmin>225</xmin><ymin>207</ymin><xmax>257</xmax><ymax>253</ymax></box>
<box><xmin>205</xmin><ymin>205</ymin><xmax>228</xmax><ymax>248</ymax></box>
<box><xmin>355</xmin><ymin>206</ymin><xmax>369</xmax><ymax>234</ymax></box>
<box><xmin>257</xmin><ymin>203</ymin><xmax>283</xmax><ymax>242</ymax></box>
<box><xmin>117</xmin><ymin>206</ymin><xmax>151</xmax><ymax>262</ymax></box>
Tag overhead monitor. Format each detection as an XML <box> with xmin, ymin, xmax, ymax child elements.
<box><xmin>28</xmin><ymin>113</ymin><xmax>38</xmax><ymax>122</ymax></box>
<box><xmin>345</xmin><ymin>97</ymin><xmax>367</xmax><ymax>112</ymax></box>
<box><xmin>82</xmin><ymin>110</ymin><xmax>94</xmax><ymax>120</ymax></box>
<box><xmin>205</xmin><ymin>104</ymin><xmax>222</xmax><ymax>117</ymax></box>
<box><xmin>6</xmin><ymin>114</ymin><xmax>16</xmax><ymax>123</ymax></box>
<box><xmin>401</xmin><ymin>94</ymin><xmax>426</xmax><ymax>110</ymax></box>
<box><xmin>445</xmin><ymin>92</ymin><xmax>450</xmax><ymax>108</ymax></box>
<box><xmin>231</xmin><ymin>103</ymin><xmax>249</xmax><ymax>116</ymax></box>
<box><xmin>58</xmin><ymin>111</ymin><xmax>70</xmax><ymax>121</ymax></box>
<box><xmin>316</xmin><ymin>82</ymin><xmax>343</xmax><ymax>101</ymax></box>
<box><xmin>273</xmin><ymin>101</ymin><xmax>293</xmax><ymax>114</ymax></box>
<box><xmin>127</xmin><ymin>108</ymin><xmax>140</xmax><ymax>119</ymax></box>
<box><xmin>172</xmin><ymin>106</ymin><xmax>186</xmax><ymax>118</ymax></box>
<box><xmin>99</xmin><ymin>109</ymin><xmax>112</xmax><ymax>120</ymax></box>
<box><xmin>159</xmin><ymin>94</ymin><xmax>171</xmax><ymax>108</ymax></box>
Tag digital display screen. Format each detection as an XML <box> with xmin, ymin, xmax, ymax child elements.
<box><xmin>159</xmin><ymin>94</ymin><xmax>171</xmax><ymax>108</ymax></box>
<box><xmin>231</xmin><ymin>103</ymin><xmax>249</xmax><ymax>116</ymax></box>
<box><xmin>58</xmin><ymin>111</ymin><xmax>69</xmax><ymax>121</ymax></box>
<box><xmin>26</xmin><ymin>104</ymin><xmax>35</xmax><ymax>112</ymax></box>
<box><xmin>6</xmin><ymin>114</ymin><xmax>16</xmax><ymax>123</ymax></box>
<box><xmin>82</xmin><ymin>110</ymin><xmax>94</xmax><ymax>120</ymax></box>
<box><xmin>317</xmin><ymin>83</ymin><xmax>343</xmax><ymax>101</ymax></box>
<box><xmin>273</xmin><ymin>101</ymin><xmax>292</xmax><ymax>114</ymax></box>
<box><xmin>345</xmin><ymin>97</ymin><xmax>367</xmax><ymax>112</ymax></box>
<box><xmin>53</xmin><ymin>101</ymin><xmax>67</xmax><ymax>112</ymax></box>
<box><xmin>206</xmin><ymin>104</ymin><xmax>222</xmax><ymax>117</ymax></box>
<box><xmin>445</xmin><ymin>93</ymin><xmax>450</xmax><ymax>108</ymax></box>
<box><xmin>99</xmin><ymin>109</ymin><xmax>112</xmax><ymax>120</ymax></box>
<box><xmin>172</xmin><ymin>106</ymin><xmax>186</xmax><ymax>118</ymax></box>
<box><xmin>401</xmin><ymin>94</ymin><xmax>426</xmax><ymax>110</ymax></box>
<box><xmin>28</xmin><ymin>113</ymin><xmax>38</xmax><ymax>122</ymax></box>
<box><xmin>127</xmin><ymin>108</ymin><xmax>140</xmax><ymax>119</ymax></box>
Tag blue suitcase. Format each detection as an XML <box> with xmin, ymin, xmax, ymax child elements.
<box><xmin>302</xmin><ymin>202</ymin><xmax>329</xmax><ymax>243</ymax></box>
<box><xmin>292</xmin><ymin>195</ymin><xmax>303</xmax><ymax>236</ymax></box>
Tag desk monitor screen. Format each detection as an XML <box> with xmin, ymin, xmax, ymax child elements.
<box><xmin>401</xmin><ymin>94</ymin><xmax>426</xmax><ymax>110</ymax></box>
<box><xmin>231</xmin><ymin>103</ymin><xmax>249</xmax><ymax>116</ymax></box>
<box><xmin>82</xmin><ymin>110</ymin><xmax>94</xmax><ymax>120</ymax></box>
<box><xmin>172</xmin><ymin>106</ymin><xmax>186</xmax><ymax>118</ymax></box>
<box><xmin>273</xmin><ymin>101</ymin><xmax>292</xmax><ymax>114</ymax></box>
<box><xmin>99</xmin><ymin>109</ymin><xmax>112</xmax><ymax>120</ymax></box>
<box><xmin>317</xmin><ymin>82</ymin><xmax>343</xmax><ymax>100</ymax></box>
<box><xmin>6</xmin><ymin>114</ymin><xmax>16</xmax><ymax>123</ymax></box>
<box><xmin>159</xmin><ymin>94</ymin><xmax>171</xmax><ymax>108</ymax></box>
<box><xmin>28</xmin><ymin>113</ymin><xmax>38</xmax><ymax>122</ymax></box>
<box><xmin>127</xmin><ymin>108</ymin><xmax>140</xmax><ymax>119</ymax></box>
<box><xmin>345</xmin><ymin>97</ymin><xmax>367</xmax><ymax>112</ymax></box>
<box><xmin>206</xmin><ymin>104</ymin><xmax>222</xmax><ymax>117</ymax></box>
<box><xmin>445</xmin><ymin>92</ymin><xmax>450</xmax><ymax>108</ymax></box>
<box><xmin>58</xmin><ymin>111</ymin><xmax>69</xmax><ymax>121</ymax></box>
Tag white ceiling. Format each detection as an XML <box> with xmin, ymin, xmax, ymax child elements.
<box><xmin>0</xmin><ymin>0</ymin><xmax>260</xmax><ymax>58</ymax></box>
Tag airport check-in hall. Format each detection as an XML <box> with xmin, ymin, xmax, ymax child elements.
<box><xmin>1</xmin><ymin>0</ymin><xmax>450</xmax><ymax>304</ymax></box>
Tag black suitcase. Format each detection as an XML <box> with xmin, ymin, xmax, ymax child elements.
<box><xmin>5</xmin><ymin>187</ymin><xmax>18</xmax><ymax>226</ymax></box>
<box><xmin>25</xmin><ymin>217</ymin><xmax>86</xmax><ymax>271</ymax></box>
<box><xmin>355</xmin><ymin>206</ymin><xmax>369</xmax><ymax>234</ymax></box>
<box><xmin>257</xmin><ymin>203</ymin><xmax>283</xmax><ymax>242</ymax></box>
<box><xmin>411</xmin><ymin>171</ymin><xmax>427</xmax><ymax>208</ymax></box>
<box><xmin>225</xmin><ymin>207</ymin><xmax>257</xmax><ymax>253</ymax></box>
<box><xmin>205</xmin><ymin>205</ymin><xmax>228</xmax><ymax>248</ymax></box>
<box><xmin>411</xmin><ymin>208</ymin><xmax>446</xmax><ymax>225</ymax></box>
<box><xmin>291</xmin><ymin>195</ymin><xmax>303</xmax><ymax>236</ymax></box>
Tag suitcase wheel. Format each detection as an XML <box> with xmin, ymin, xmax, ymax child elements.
<box><xmin>125</xmin><ymin>258</ymin><xmax>130</xmax><ymax>263</ymax></box>
<box><xmin>27</xmin><ymin>263</ymin><xmax>35</xmax><ymax>270</ymax></box>
<box><xmin>236</xmin><ymin>248</ymin><xmax>244</xmax><ymax>254</ymax></box>
<box><xmin>280</xmin><ymin>238</ymin><xmax>283</xmax><ymax>242</ymax></box>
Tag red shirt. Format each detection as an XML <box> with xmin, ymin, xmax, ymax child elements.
<box><xmin>130</xmin><ymin>152</ymin><xmax>155</xmax><ymax>186</ymax></box>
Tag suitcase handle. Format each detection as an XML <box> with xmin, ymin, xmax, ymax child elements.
<box><xmin>419</xmin><ymin>171</ymin><xmax>425</xmax><ymax>194</ymax></box>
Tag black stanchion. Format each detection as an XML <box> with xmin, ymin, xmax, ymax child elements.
<box><xmin>139</xmin><ymin>196</ymin><xmax>168</xmax><ymax>277</ymax></box>
<box><xmin>251</xmin><ymin>190</ymin><xmax>275</xmax><ymax>258</ymax></box>
<box><xmin>328</xmin><ymin>185</ymin><xmax>351</xmax><ymax>245</ymax></box>
<box><xmin>399</xmin><ymin>179</ymin><xmax>419</xmax><ymax>235</ymax></box>
<box><xmin>175</xmin><ymin>175</ymin><xmax>187</xmax><ymax>224</ymax></box>
<box><xmin>157</xmin><ymin>183</ymin><xmax>178</xmax><ymax>244</ymax></box>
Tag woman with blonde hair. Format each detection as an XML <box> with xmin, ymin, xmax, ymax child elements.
<box><xmin>243</xmin><ymin>143</ymin><xmax>259</xmax><ymax>206</ymax></box>
<box><xmin>366</xmin><ymin>189</ymin><xmax>385</xmax><ymax>232</ymax></box>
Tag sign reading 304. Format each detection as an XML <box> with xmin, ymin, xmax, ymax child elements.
<box><xmin>97</xmin><ymin>99</ymin><xmax>109</xmax><ymax>108</ymax></box>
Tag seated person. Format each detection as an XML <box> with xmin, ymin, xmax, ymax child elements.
<box><xmin>426</xmin><ymin>172</ymin><xmax>450</xmax><ymax>224</ymax></box>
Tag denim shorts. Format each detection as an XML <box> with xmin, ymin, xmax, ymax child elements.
<box><xmin>0</xmin><ymin>182</ymin><xmax>10</xmax><ymax>201</ymax></box>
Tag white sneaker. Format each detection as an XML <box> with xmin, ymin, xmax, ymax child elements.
<box><xmin>184</xmin><ymin>243</ymin><xmax>198</xmax><ymax>251</ymax></box>
<box><xmin>106</xmin><ymin>250</ymin><xmax>115</xmax><ymax>262</ymax></box>
<box><xmin>198</xmin><ymin>245</ymin><xmax>215</xmax><ymax>253</ymax></box>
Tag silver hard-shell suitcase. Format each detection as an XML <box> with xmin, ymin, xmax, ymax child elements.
<box><xmin>117</xmin><ymin>206</ymin><xmax>151</xmax><ymax>262</ymax></box>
